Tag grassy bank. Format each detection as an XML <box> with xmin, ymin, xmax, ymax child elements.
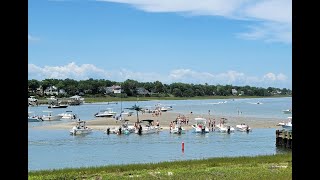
<box><xmin>29</xmin><ymin>153</ymin><xmax>292</xmax><ymax>180</ymax></box>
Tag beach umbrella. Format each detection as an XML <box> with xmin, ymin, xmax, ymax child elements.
<box><xmin>125</xmin><ymin>104</ymin><xmax>143</xmax><ymax>123</ymax></box>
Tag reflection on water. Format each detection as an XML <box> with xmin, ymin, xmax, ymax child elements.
<box><xmin>28</xmin><ymin>128</ymin><xmax>289</xmax><ymax>171</ymax></box>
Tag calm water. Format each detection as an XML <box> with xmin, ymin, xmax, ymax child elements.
<box><xmin>28</xmin><ymin>97</ymin><xmax>292</xmax><ymax>171</ymax></box>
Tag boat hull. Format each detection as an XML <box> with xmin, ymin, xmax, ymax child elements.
<box><xmin>41</xmin><ymin>115</ymin><xmax>63</xmax><ymax>121</ymax></box>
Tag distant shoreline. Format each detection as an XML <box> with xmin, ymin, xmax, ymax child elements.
<box><xmin>34</xmin><ymin>95</ymin><xmax>291</xmax><ymax>104</ymax></box>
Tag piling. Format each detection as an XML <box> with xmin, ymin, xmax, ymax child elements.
<box><xmin>276</xmin><ymin>129</ymin><xmax>292</xmax><ymax>149</ymax></box>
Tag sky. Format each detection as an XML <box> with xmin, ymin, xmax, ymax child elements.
<box><xmin>28</xmin><ymin>0</ymin><xmax>292</xmax><ymax>89</ymax></box>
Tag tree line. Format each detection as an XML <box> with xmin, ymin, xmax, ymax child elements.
<box><xmin>28</xmin><ymin>78</ymin><xmax>292</xmax><ymax>98</ymax></box>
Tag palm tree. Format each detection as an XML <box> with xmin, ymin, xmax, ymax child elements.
<box><xmin>126</xmin><ymin>104</ymin><xmax>143</xmax><ymax>123</ymax></box>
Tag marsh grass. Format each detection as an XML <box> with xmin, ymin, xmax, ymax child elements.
<box><xmin>29</xmin><ymin>153</ymin><xmax>292</xmax><ymax>179</ymax></box>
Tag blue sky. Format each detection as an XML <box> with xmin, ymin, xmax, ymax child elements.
<box><xmin>28</xmin><ymin>0</ymin><xmax>292</xmax><ymax>89</ymax></box>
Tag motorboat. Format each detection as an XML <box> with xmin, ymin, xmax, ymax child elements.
<box><xmin>281</xmin><ymin>117</ymin><xmax>292</xmax><ymax>131</ymax></box>
<box><xmin>170</xmin><ymin>125</ymin><xmax>185</xmax><ymax>134</ymax></box>
<box><xmin>235</xmin><ymin>123</ymin><xmax>252</xmax><ymax>132</ymax></box>
<box><xmin>41</xmin><ymin>111</ymin><xmax>63</xmax><ymax>121</ymax></box>
<box><xmin>58</xmin><ymin>111</ymin><xmax>77</xmax><ymax>119</ymax></box>
<box><xmin>28</xmin><ymin>111</ymin><xmax>42</xmax><ymax>122</ymax></box>
<box><xmin>94</xmin><ymin>108</ymin><xmax>117</xmax><ymax>117</ymax></box>
<box><xmin>70</xmin><ymin>120</ymin><xmax>93</xmax><ymax>135</ymax></box>
<box><xmin>48</xmin><ymin>104</ymin><xmax>68</xmax><ymax>108</ymax></box>
<box><xmin>215</xmin><ymin>124</ymin><xmax>235</xmax><ymax>133</ymax></box>
<box><xmin>108</xmin><ymin>120</ymin><xmax>136</xmax><ymax>135</ymax></box>
<box><xmin>282</xmin><ymin>109</ymin><xmax>292</xmax><ymax>114</ymax></box>
<box><xmin>135</xmin><ymin>119</ymin><xmax>159</xmax><ymax>135</ymax></box>
<box><xmin>68</xmin><ymin>95</ymin><xmax>85</xmax><ymax>105</ymax></box>
<box><xmin>191</xmin><ymin>117</ymin><xmax>209</xmax><ymax>133</ymax></box>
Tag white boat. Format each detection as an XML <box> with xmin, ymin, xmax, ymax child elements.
<box><xmin>94</xmin><ymin>108</ymin><xmax>117</xmax><ymax>117</ymax></box>
<box><xmin>58</xmin><ymin>111</ymin><xmax>77</xmax><ymax>119</ymax></box>
<box><xmin>68</xmin><ymin>95</ymin><xmax>85</xmax><ymax>105</ymax></box>
<box><xmin>48</xmin><ymin>104</ymin><xmax>68</xmax><ymax>108</ymax></box>
<box><xmin>191</xmin><ymin>117</ymin><xmax>209</xmax><ymax>133</ymax></box>
<box><xmin>41</xmin><ymin>111</ymin><xmax>63</xmax><ymax>121</ymax></box>
<box><xmin>170</xmin><ymin>125</ymin><xmax>185</xmax><ymax>134</ymax></box>
<box><xmin>107</xmin><ymin>120</ymin><xmax>136</xmax><ymax>135</ymax></box>
<box><xmin>215</xmin><ymin>124</ymin><xmax>235</xmax><ymax>133</ymax></box>
<box><xmin>135</xmin><ymin>119</ymin><xmax>159</xmax><ymax>135</ymax></box>
<box><xmin>282</xmin><ymin>109</ymin><xmax>292</xmax><ymax>114</ymax></box>
<box><xmin>70</xmin><ymin>120</ymin><xmax>93</xmax><ymax>135</ymax></box>
<box><xmin>28</xmin><ymin>112</ymin><xmax>42</xmax><ymax>122</ymax></box>
<box><xmin>235</xmin><ymin>124</ymin><xmax>252</xmax><ymax>132</ymax></box>
<box><xmin>281</xmin><ymin>117</ymin><xmax>292</xmax><ymax>131</ymax></box>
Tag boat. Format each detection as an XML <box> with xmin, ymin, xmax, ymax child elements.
<box><xmin>41</xmin><ymin>111</ymin><xmax>63</xmax><ymax>121</ymax></box>
<box><xmin>191</xmin><ymin>117</ymin><xmax>209</xmax><ymax>133</ymax></box>
<box><xmin>94</xmin><ymin>108</ymin><xmax>117</xmax><ymax>117</ymax></box>
<box><xmin>48</xmin><ymin>104</ymin><xmax>68</xmax><ymax>108</ymax></box>
<box><xmin>235</xmin><ymin>123</ymin><xmax>252</xmax><ymax>132</ymax></box>
<box><xmin>108</xmin><ymin>120</ymin><xmax>136</xmax><ymax>135</ymax></box>
<box><xmin>135</xmin><ymin>119</ymin><xmax>159</xmax><ymax>135</ymax></box>
<box><xmin>170</xmin><ymin>125</ymin><xmax>185</xmax><ymax>134</ymax></box>
<box><xmin>58</xmin><ymin>111</ymin><xmax>77</xmax><ymax>119</ymax></box>
<box><xmin>70</xmin><ymin>120</ymin><xmax>93</xmax><ymax>135</ymax></box>
<box><xmin>282</xmin><ymin>109</ymin><xmax>292</xmax><ymax>114</ymax></box>
<box><xmin>215</xmin><ymin>124</ymin><xmax>235</xmax><ymax>133</ymax></box>
<box><xmin>281</xmin><ymin>117</ymin><xmax>292</xmax><ymax>131</ymax></box>
<box><xmin>67</xmin><ymin>95</ymin><xmax>85</xmax><ymax>105</ymax></box>
<box><xmin>28</xmin><ymin>111</ymin><xmax>42</xmax><ymax>122</ymax></box>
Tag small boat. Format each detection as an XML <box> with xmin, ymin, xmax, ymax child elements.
<box><xmin>215</xmin><ymin>118</ymin><xmax>234</xmax><ymax>133</ymax></box>
<box><xmin>28</xmin><ymin>112</ymin><xmax>42</xmax><ymax>122</ymax></box>
<box><xmin>191</xmin><ymin>117</ymin><xmax>209</xmax><ymax>133</ymax></box>
<box><xmin>107</xmin><ymin>120</ymin><xmax>136</xmax><ymax>135</ymax></box>
<box><xmin>58</xmin><ymin>111</ymin><xmax>77</xmax><ymax>119</ymax></box>
<box><xmin>215</xmin><ymin>124</ymin><xmax>235</xmax><ymax>133</ymax></box>
<box><xmin>235</xmin><ymin>124</ymin><xmax>252</xmax><ymax>132</ymax></box>
<box><xmin>170</xmin><ymin>125</ymin><xmax>185</xmax><ymax>134</ymax></box>
<box><xmin>135</xmin><ymin>119</ymin><xmax>159</xmax><ymax>135</ymax></box>
<box><xmin>94</xmin><ymin>108</ymin><xmax>117</xmax><ymax>117</ymax></box>
<box><xmin>41</xmin><ymin>111</ymin><xmax>63</xmax><ymax>121</ymax></box>
<box><xmin>281</xmin><ymin>117</ymin><xmax>292</xmax><ymax>131</ymax></box>
<box><xmin>48</xmin><ymin>104</ymin><xmax>68</xmax><ymax>108</ymax></box>
<box><xmin>70</xmin><ymin>120</ymin><xmax>93</xmax><ymax>135</ymax></box>
<box><xmin>282</xmin><ymin>109</ymin><xmax>292</xmax><ymax>114</ymax></box>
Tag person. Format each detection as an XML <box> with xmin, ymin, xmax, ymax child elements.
<box><xmin>138</xmin><ymin>125</ymin><xmax>142</xmax><ymax>135</ymax></box>
<box><xmin>156</xmin><ymin>120</ymin><xmax>160</xmax><ymax>127</ymax></box>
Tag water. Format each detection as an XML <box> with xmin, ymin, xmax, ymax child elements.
<box><xmin>28</xmin><ymin>97</ymin><xmax>292</xmax><ymax>171</ymax></box>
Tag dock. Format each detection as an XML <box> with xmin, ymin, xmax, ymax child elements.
<box><xmin>275</xmin><ymin>129</ymin><xmax>292</xmax><ymax>149</ymax></box>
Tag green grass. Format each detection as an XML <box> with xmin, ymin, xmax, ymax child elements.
<box><xmin>28</xmin><ymin>153</ymin><xmax>292</xmax><ymax>180</ymax></box>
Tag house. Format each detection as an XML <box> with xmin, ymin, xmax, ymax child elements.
<box><xmin>136</xmin><ymin>87</ymin><xmax>150</xmax><ymax>96</ymax></box>
<box><xmin>44</xmin><ymin>86</ymin><xmax>59</xmax><ymax>96</ymax></box>
<box><xmin>104</xmin><ymin>85</ymin><xmax>122</xmax><ymax>94</ymax></box>
<box><xmin>231</xmin><ymin>89</ymin><xmax>238</xmax><ymax>95</ymax></box>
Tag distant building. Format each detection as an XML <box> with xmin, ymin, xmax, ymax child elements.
<box><xmin>104</xmin><ymin>85</ymin><xmax>122</xmax><ymax>94</ymax></box>
<box><xmin>44</xmin><ymin>86</ymin><xmax>58</xmax><ymax>96</ymax></box>
<box><xmin>231</xmin><ymin>89</ymin><xmax>238</xmax><ymax>95</ymax></box>
<box><xmin>136</xmin><ymin>87</ymin><xmax>150</xmax><ymax>96</ymax></box>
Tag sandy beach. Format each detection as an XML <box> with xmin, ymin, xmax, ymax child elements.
<box><xmin>33</xmin><ymin>111</ymin><xmax>284</xmax><ymax>131</ymax></box>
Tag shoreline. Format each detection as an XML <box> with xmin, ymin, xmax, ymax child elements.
<box><xmin>32</xmin><ymin>111</ymin><xmax>285</xmax><ymax>131</ymax></box>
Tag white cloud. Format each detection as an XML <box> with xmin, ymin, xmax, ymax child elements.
<box><xmin>28</xmin><ymin>62</ymin><xmax>111</xmax><ymax>80</ymax></box>
<box><xmin>98</xmin><ymin>0</ymin><xmax>292</xmax><ymax>43</ymax></box>
<box><xmin>28</xmin><ymin>63</ymin><xmax>290</xmax><ymax>88</ymax></box>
